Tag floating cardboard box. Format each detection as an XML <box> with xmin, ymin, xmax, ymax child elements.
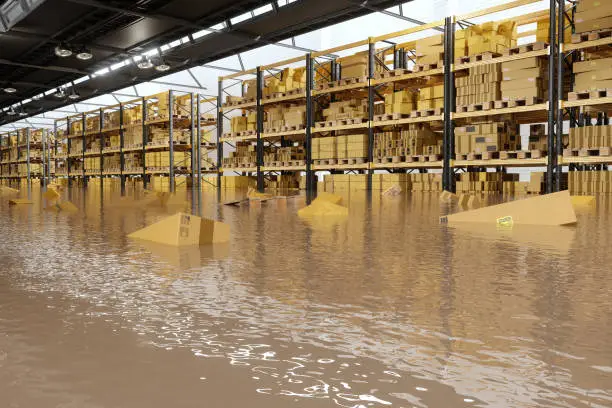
<box><xmin>128</xmin><ymin>212</ymin><xmax>230</xmax><ymax>246</ymax></box>
<box><xmin>570</xmin><ymin>196</ymin><xmax>596</xmax><ymax>208</ymax></box>
<box><xmin>8</xmin><ymin>198</ymin><xmax>32</xmax><ymax>205</ymax></box>
<box><xmin>440</xmin><ymin>191</ymin><xmax>577</xmax><ymax>226</ymax></box>
<box><xmin>43</xmin><ymin>189</ymin><xmax>61</xmax><ymax>201</ymax></box>
<box><xmin>439</xmin><ymin>190</ymin><xmax>459</xmax><ymax>203</ymax></box>
<box><xmin>298</xmin><ymin>199</ymin><xmax>349</xmax><ymax>218</ymax></box>
<box><xmin>58</xmin><ymin>201</ymin><xmax>79</xmax><ymax>212</ymax></box>
<box><xmin>315</xmin><ymin>192</ymin><xmax>343</xmax><ymax>205</ymax></box>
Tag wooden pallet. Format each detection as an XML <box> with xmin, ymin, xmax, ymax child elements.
<box><xmin>337</xmin><ymin>157</ymin><xmax>366</xmax><ymax>165</ymax></box>
<box><xmin>313</xmin><ymin>159</ymin><xmax>337</xmax><ymax>165</ymax></box>
<box><xmin>263</xmin><ymin>92</ymin><xmax>285</xmax><ymax>100</ymax></box>
<box><xmin>315</xmin><ymin>76</ymin><xmax>367</xmax><ymax>90</ymax></box>
<box><xmin>499</xmin><ymin>150</ymin><xmax>544</xmax><ymax>160</ymax></box>
<box><xmin>237</xmin><ymin>130</ymin><xmax>256</xmax><ymax>137</ymax></box>
<box><xmin>456</xmin><ymin>52</ymin><xmax>501</xmax><ymax>65</ymax></box>
<box><xmin>222</xmin><ymin>97</ymin><xmax>255</xmax><ymax>107</ymax></box>
<box><xmin>563</xmin><ymin>147</ymin><xmax>612</xmax><ymax>157</ymax></box>
<box><xmin>373</xmin><ymin>113</ymin><xmax>410</xmax><ymax>121</ymax></box>
<box><xmin>414</xmin><ymin>63</ymin><xmax>442</xmax><ymax>72</ymax></box>
<box><xmin>456</xmin><ymin>101</ymin><xmax>494</xmax><ymax>113</ymax></box>
<box><xmin>405</xmin><ymin>154</ymin><xmax>442</xmax><ymax>163</ymax></box>
<box><xmin>571</xmin><ymin>29</ymin><xmax>612</xmax><ymax>44</ymax></box>
<box><xmin>493</xmin><ymin>97</ymin><xmax>542</xmax><ymax>109</ymax></box>
<box><xmin>568</xmin><ymin>88</ymin><xmax>612</xmax><ymax>102</ymax></box>
<box><xmin>280</xmin><ymin>124</ymin><xmax>305</xmax><ymax>132</ymax></box>
<box><xmin>314</xmin><ymin>121</ymin><xmax>335</xmax><ymax>128</ymax></box>
<box><xmin>337</xmin><ymin>118</ymin><xmax>368</xmax><ymax>126</ymax></box>
<box><xmin>503</xmin><ymin>42</ymin><xmax>548</xmax><ymax>56</ymax></box>
<box><xmin>374</xmin><ymin>68</ymin><xmax>412</xmax><ymax>79</ymax></box>
<box><xmin>409</xmin><ymin>107</ymin><xmax>443</xmax><ymax>118</ymax></box>
<box><xmin>457</xmin><ymin>151</ymin><xmax>501</xmax><ymax>160</ymax></box>
<box><xmin>286</xmin><ymin>88</ymin><xmax>306</xmax><ymax>96</ymax></box>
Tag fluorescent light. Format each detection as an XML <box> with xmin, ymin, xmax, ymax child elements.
<box><xmin>3</xmin><ymin>87</ymin><xmax>16</xmax><ymax>93</ymax></box>
<box><xmin>76</xmin><ymin>47</ymin><xmax>93</xmax><ymax>60</ymax></box>
<box><xmin>137</xmin><ymin>58</ymin><xmax>154</xmax><ymax>69</ymax></box>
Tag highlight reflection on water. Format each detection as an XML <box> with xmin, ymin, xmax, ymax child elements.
<box><xmin>0</xmin><ymin>186</ymin><xmax>610</xmax><ymax>408</ymax></box>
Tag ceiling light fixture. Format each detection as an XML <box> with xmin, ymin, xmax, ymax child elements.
<box><xmin>76</xmin><ymin>47</ymin><xmax>93</xmax><ymax>61</ymax></box>
<box><xmin>54</xmin><ymin>43</ymin><xmax>73</xmax><ymax>58</ymax></box>
<box><xmin>3</xmin><ymin>87</ymin><xmax>17</xmax><ymax>93</ymax></box>
<box><xmin>54</xmin><ymin>88</ymin><xmax>67</xmax><ymax>98</ymax></box>
<box><xmin>68</xmin><ymin>88</ymin><xmax>80</xmax><ymax>100</ymax></box>
<box><xmin>155</xmin><ymin>62</ymin><xmax>171</xmax><ymax>72</ymax></box>
<box><xmin>137</xmin><ymin>57</ymin><xmax>154</xmax><ymax>69</ymax></box>
<box><xmin>8</xmin><ymin>107</ymin><xmax>17</xmax><ymax>116</ymax></box>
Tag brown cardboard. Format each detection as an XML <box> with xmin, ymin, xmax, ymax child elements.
<box><xmin>441</xmin><ymin>191</ymin><xmax>577</xmax><ymax>226</ymax></box>
<box><xmin>500</xmin><ymin>78</ymin><xmax>541</xmax><ymax>91</ymax></box>
<box><xmin>574</xmin><ymin>57</ymin><xmax>612</xmax><ymax>74</ymax></box>
<box><xmin>575</xmin><ymin>16</ymin><xmax>612</xmax><ymax>33</ymax></box>
<box><xmin>502</xmin><ymin>67</ymin><xmax>545</xmax><ymax>81</ymax></box>
<box><xmin>501</xmin><ymin>58</ymin><xmax>544</xmax><ymax>72</ymax></box>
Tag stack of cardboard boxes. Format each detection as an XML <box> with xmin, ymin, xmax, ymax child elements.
<box><xmin>338</xmin><ymin>52</ymin><xmax>370</xmax><ymax>79</ymax></box>
<box><xmin>312</xmin><ymin>134</ymin><xmax>369</xmax><ymax>161</ymax></box>
<box><xmin>124</xmin><ymin>125</ymin><xmax>143</xmax><ymax>147</ymax></box>
<box><xmin>569</xmin><ymin>171</ymin><xmax>612</xmax><ymax>194</ymax></box>
<box><xmin>374</xmin><ymin>125</ymin><xmax>441</xmax><ymax>158</ymax></box>
<box><xmin>410</xmin><ymin>173</ymin><xmax>442</xmax><ymax>192</ymax></box>
<box><xmin>84</xmin><ymin>157</ymin><xmax>100</xmax><ymax>174</ymax></box>
<box><xmin>244</xmin><ymin>67</ymin><xmax>307</xmax><ymax>100</ymax></box>
<box><xmin>574</xmin><ymin>0</ymin><xmax>612</xmax><ymax>34</ymax></box>
<box><xmin>263</xmin><ymin>105</ymin><xmax>306</xmax><ymax>131</ymax></box>
<box><xmin>501</xmin><ymin>57</ymin><xmax>548</xmax><ymax>101</ymax></box>
<box><xmin>416</xmin><ymin>34</ymin><xmax>444</xmax><ymax>66</ymax></box>
<box><xmin>455</xmin><ymin>121</ymin><xmax>519</xmax><ymax>155</ymax></box>
<box><xmin>266</xmin><ymin>174</ymin><xmax>300</xmax><ymax>190</ymax></box>
<box><xmin>568</xmin><ymin>123</ymin><xmax>612</xmax><ymax>149</ymax></box>
<box><xmin>456</xmin><ymin>65</ymin><xmax>502</xmax><ymax>107</ymax></box>
<box><xmin>125</xmin><ymin>152</ymin><xmax>143</xmax><ymax>172</ymax></box>
<box><xmin>264</xmin><ymin>146</ymin><xmax>305</xmax><ymax>164</ymax></box>
<box><xmin>528</xmin><ymin>125</ymin><xmax>548</xmax><ymax>151</ymax></box>
<box><xmin>384</xmin><ymin>89</ymin><xmax>417</xmax><ymax>115</ymax></box>
<box><xmin>456</xmin><ymin>172</ymin><xmax>518</xmax><ymax>193</ymax></box>
<box><xmin>418</xmin><ymin>84</ymin><xmax>444</xmax><ymax>111</ymax></box>
<box><xmin>222</xmin><ymin>143</ymin><xmax>258</xmax><ymax>168</ymax></box>
<box><xmin>145</xmin><ymin>151</ymin><xmax>191</xmax><ymax>169</ymax></box>
<box><xmin>573</xmin><ymin>57</ymin><xmax>612</xmax><ymax>93</ymax></box>
<box><xmin>465</xmin><ymin>22</ymin><xmax>517</xmax><ymax>57</ymax></box>
<box><xmin>321</xmin><ymin>99</ymin><xmax>370</xmax><ymax>123</ymax></box>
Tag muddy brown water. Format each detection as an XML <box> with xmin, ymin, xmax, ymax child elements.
<box><xmin>0</xmin><ymin>186</ymin><xmax>611</xmax><ymax>407</ymax></box>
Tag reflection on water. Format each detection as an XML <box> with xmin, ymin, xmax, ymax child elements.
<box><xmin>1</xmin><ymin>185</ymin><xmax>611</xmax><ymax>407</ymax></box>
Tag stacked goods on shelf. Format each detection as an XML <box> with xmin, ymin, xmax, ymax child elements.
<box><xmin>266</xmin><ymin>174</ymin><xmax>300</xmax><ymax>190</ymax></box>
<box><xmin>374</xmin><ymin>125</ymin><xmax>441</xmax><ymax>159</ymax></box>
<box><xmin>263</xmin><ymin>104</ymin><xmax>306</xmax><ymax>132</ymax></box>
<box><xmin>384</xmin><ymin>89</ymin><xmax>417</xmax><ymax>115</ymax></box>
<box><xmin>86</xmin><ymin>139</ymin><xmax>101</xmax><ymax>153</ymax></box>
<box><xmin>536</xmin><ymin>16</ymin><xmax>571</xmax><ymax>43</ymax></box>
<box><xmin>569</xmin><ymin>171</ymin><xmax>612</xmax><ymax>194</ymax></box>
<box><xmin>574</xmin><ymin>0</ymin><xmax>612</xmax><ymax>34</ymax></box>
<box><xmin>103</xmin><ymin>155</ymin><xmax>121</xmax><ymax>173</ymax></box>
<box><xmin>410</xmin><ymin>173</ymin><xmax>442</xmax><ymax>192</ymax></box>
<box><xmin>338</xmin><ymin>52</ymin><xmax>369</xmax><ymax>79</ymax></box>
<box><xmin>455</xmin><ymin>121</ymin><xmax>519</xmax><ymax>156</ymax></box>
<box><xmin>501</xmin><ymin>57</ymin><xmax>548</xmax><ymax>102</ymax></box>
<box><xmin>416</xmin><ymin>34</ymin><xmax>444</xmax><ymax>66</ymax></box>
<box><xmin>125</xmin><ymin>152</ymin><xmax>143</xmax><ymax>172</ymax></box>
<box><xmin>17</xmin><ymin>163</ymin><xmax>43</xmax><ymax>175</ymax></box>
<box><xmin>85</xmin><ymin>116</ymin><xmax>100</xmax><ymax>133</ymax></box>
<box><xmin>456</xmin><ymin>65</ymin><xmax>501</xmax><ymax>106</ymax></box>
<box><xmin>265</xmin><ymin>68</ymin><xmax>307</xmax><ymax>96</ymax></box>
<box><xmin>221</xmin><ymin>176</ymin><xmax>255</xmax><ymax>189</ymax></box>
<box><xmin>147</xmin><ymin>127</ymin><xmax>192</xmax><ymax>145</ymax></box>
<box><xmin>70</xmin><ymin>140</ymin><xmax>84</xmax><ymax>155</ymax></box>
<box><xmin>502</xmin><ymin>172</ymin><xmax>550</xmax><ymax>195</ymax></box>
<box><xmin>567</xmin><ymin>118</ymin><xmax>612</xmax><ymax>151</ymax></box>
<box><xmin>371</xmin><ymin>174</ymin><xmax>411</xmax><ymax>191</ymax></box>
<box><xmin>323</xmin><ymin>174</ymin><xmax>365</xmax><ymax>191</ymax></box>
<box><xmin>145</xmin><ymin>152</ymin><xmax>191</xmax><ymax>170</ymax></box>
<box><xmin>456</xmin><ymin>172</ymin><xmax>518</xmax><ymax>193</ymax></box>
<box><xmin>312</xmin><ymin>134</ymin><xmax>369</xmax><ymax>161</ymax></box>
<box><xmin>263</xmin><ymin>146</ymin><xmax>305</xmax><ymax>165</ymax></box>
<box><xmin>70</xmin><ymin>120</ymin><xmax>83</xmax><ymax>135</ymax></box>
<box><xmin>222</xmin><ymin>142</ymin><xmax>258</xmax><ymax>168</ymax></box>
<box><xmin>231</xmin><ymin>116</ymin><xmax>248</xmax><ymax>133</ymax></box>
<box><xmin>85</xmin><ymin>157</ymin><xmax>100</xmax><ymax>174</ymax></box>
<box><xmin>418</xmin><ymin>84</ymin><xmax>444</xmax><ymax>111</ymax></box>
<box><xmin>320</xmin><ymin>99</ymin><xmax>370</xmax><ymax>124</ymax></box>
<box><xmin>104</xmin><ymin>111</ymin><xmax>121</xmax><ymax>129</ymax></box>
<box><xmin>124</xmin><ymin>124</ymin><xmax>143</xmax><ymax>147</ymax></box>
<box><xmin>465</xmin><ymin>22</ymin><xmax>516</xmax><ymax>57</ymax></box>
<box><xmin>124</xmin><ymin>107</ymin><xmax>142</xmax><ymax>125</ymax></box>
<box><xmin>528</xmin><ymin>125</ymin><xmax>548</xmax><ymax>151</ymax></box>
<box><xmin>573</xmin><ymin>58</ymin><xmax>612</xmax><ymax>93</ymax></box>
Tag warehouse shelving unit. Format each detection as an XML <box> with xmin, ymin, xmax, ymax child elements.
<box><xmin>0</xmin><ymin>127</ymin><xmax>51</xmax><ymax>188</ymax></box>
<box><xmin>217</xmin><ymin>0</ymin><xmax>569</xmax><ymax>196</ymax></box>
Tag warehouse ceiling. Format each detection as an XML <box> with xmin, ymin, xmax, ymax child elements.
<box><xmin>0</xmin><ymin>0</ymin><xmax>409</xmax><ymax>126</ymax></box>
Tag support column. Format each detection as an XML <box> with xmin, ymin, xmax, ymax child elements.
<box><xmin>120</xmin><ymin>104</ymin><xmax>126</xmax><ymax>195</ymax></box>
<box><xmin>367</xmin><ymin>39</ymin><xmax>375</xmax><ymax>193</ymax></box>
<box><xmin>217</xmin><ymin>81</ymin><xmax>223</xmax><ymax>192</ymax></box>
<box><xmin>305</xmin><ymin>53</ymin><xmax>315</xmax><ymax>203</ymax></box>
<box><xmin>26</xmin><ymin>128</ymin><xmax>31</xmax><ymax>188</ymax></box>
<box><xmin>99</xmin><ymin>108</ymin><xmax>104</xmax><ymax>179</ymax></box>
<box><xmin>169</xmin><ymin>90</ymin><xmax>175</xmax><ymax>193</ymax></box>
<box><xmin>81</xmin><ymin>114</ymin><xmax>86</xmax><ymax>186</ymax></box>
<box><xmin>190</xmin><ymin>92</ymin><xmax>196</xmax><ymax>188</ymax></box>
<box><xmin>547</xmin><ymin>0</ymin><xmax>557</xmax><ymax>194</ymax></box>
<box><xmin>256</xmin><ymin>67</ymin><xmax>264</xmax><ymax>193</ymax></box>
<box><xmin>196</xmin><ymin>94</ymin><xmax>202</xmax><ymax>191</ymax></box>
<box><xmin>142</xmin><ymin>98</ymin><xmax>148</xmax><ymax>189</ymax></box>
<box><xmin>443</xmin><ymin>17</ymin><xmax>456</xmax><ymax>193</ymax></box>
<box><xmin>556</xmin><ymin>0</ymin><xmax>564</xmax><ymax>192</ymax></box>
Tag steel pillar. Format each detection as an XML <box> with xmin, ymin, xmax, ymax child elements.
<box><xmin>443</xmin><ymin>17</ymin><xmax>456</xmax><ymax>193</ymax></box>
<box><xmin>367</xmin><ymin>39</ymin><xmax>376</xmax><ymax>193</ymax></box>
<box><xmin>256</xmin><ymin>67</ymin><xmax>264</xmax><ymax>192</ymax></box>
<box><xmin>169</xmin><ymin>90</ymin><xmax>175</xmax><ymax>193</ymax></box>
<box><xmin>305</xmin><ymin>53</ymin><xmax>315</xmax><ymax>203</ymax></box>
<box><xmin>547</xmin><ymin>0</ymin><xmax>557</xmax><ymax>193</ymax></box>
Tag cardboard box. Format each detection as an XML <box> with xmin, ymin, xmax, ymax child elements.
<box><xmin>502</xmin><ymin>67</ymin><xmax>545</xmax><ymax>81</ymax></box>
<box><xmin>574</xmin><ymin>57</ymin><xmax>612</xmax><ymax>74</ymax></box>
<box><xmin>501</xmin><ymin>57</ymin><xmax>545</xmax><ymax>72</ymax></box>
<box><xmin>575</xmin><ymin>16</ymin><xmax>612</xmax><ymax>33</ymax></box>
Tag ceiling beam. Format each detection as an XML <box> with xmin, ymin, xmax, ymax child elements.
<box><xmin>1</xmin><ymin>30</ymin><xmax>129</xmax><ymax>55</ymax></box>
<box><xmin>0</xmin><ymin>59</ymin><xmax>89</xmax><ymax>75</ymax></box>
<box><xmin>347</xmin><ymin>0</ymin><xmax>445</xmax><ymax>32</ymax></box>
